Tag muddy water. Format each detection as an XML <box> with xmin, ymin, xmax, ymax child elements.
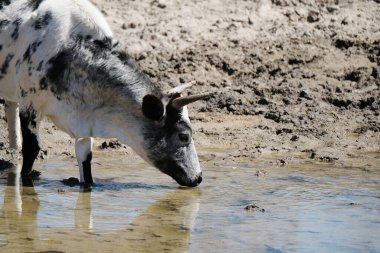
<box><xmin>0</xmin><ymin>150</ymin><xmax>379</xmax><ymax>253</ymax></box>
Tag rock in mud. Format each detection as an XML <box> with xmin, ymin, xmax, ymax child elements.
<box><xmin>244</xmin><ymin>204</ymin><xmax>265</xmax><ymax>213</ymax></box>
<box><xmin>100</xmin><ymin>140</ymin><xmax>122</xmax><ymax>149</ymax></box>
<box><xmin>61</xmin><ymin>177</ymin><xmax>80</xmax><ymax>187</ymax></box>
<box><xmin>254</xmin><ymin>169</ymin><xmax>267</xmax><ymax>177</ymax></box>
<box><xmin>0</xmin><ymin>159</ymin><xmax>13</xmax><ymax>170</ymax></box>
<box><xmin>307</xmin><ymin>11</ymin><xmax>320</xmax><ymax>23</ymax></box>
<box><xmin>290</xmin><ymin>135</ymin><xmax>299</xmax><ymax>141</ymax></box>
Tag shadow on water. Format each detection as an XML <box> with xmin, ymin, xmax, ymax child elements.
<box><xmin>0</xmin><ymin>164</ymin><xmax>201</xmax><ymax>252</ymax></box>
<box><xmin>42</xmin><ymin>177</ymin><xmax>175</xmax><ymax>192</ymax></box>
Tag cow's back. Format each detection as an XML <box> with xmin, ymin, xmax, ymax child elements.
<box><xmin>0</xmin><ymin>0</ymin><xmax>113</xmax><ymax>102</ymax></box>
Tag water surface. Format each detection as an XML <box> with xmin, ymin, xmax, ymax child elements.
<box><xmin>0</xmin><ymin>150</ymin><xmax>379</xmax><ymax>252</ymax></box>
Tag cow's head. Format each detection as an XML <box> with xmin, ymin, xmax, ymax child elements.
<box><xmin>140</xmin><ymin>82</ymin><xmax>208</xmax><ymax>187</ymax></box>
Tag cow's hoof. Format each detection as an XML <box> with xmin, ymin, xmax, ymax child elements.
<box><xmin>80</xmin><ymin>182</ymin><xmax>94</xmax><ymax>192</ymax></box>
<box><xmin>29</xmin><ymin>170</ymin><xmax>41</xmax><ymax>179</ymax></box>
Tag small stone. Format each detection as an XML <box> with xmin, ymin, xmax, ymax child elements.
<box><xmin>129</xmin><ymin>22</ymin><xmax>137</xmax><ymax>29</ymax></box>
<box><xmin>244</xmin><ymin>204</ymin><xmax>265</xmax><ymax>212</ymax></box>
<box><xmin>277</xmin><ymin>159</ymin><xmax>287</xmax><ymax>166</ymax></box>
<box><xmin>61</xmin><ymin>177</ymin><xmax>80</xmax><ymax>187</ymax></box>
<box><xmin>299</xmin><ymin>90</ymin><xmax>311</xmax><ymax>99</ymax></box>
<box><xmin>307</xmin><ymin>11</ymin><xmax>320</xmax><ymax>23</ymax></box>
<box><xmin>326</xmin><ymin>6</ymin><xmax>339</xmax><ymax>13</ymax></box>
<box><xmin>254</xmin><ymin>169</ymin><xmax>267</xmax><ymax>177</ymax></box>
<box><xmin>290</xmin><ymin>135</ymin><xmax>299</xmax><ymax>141</ymax></box>
<box><xmin>341</xmin><ymin>17</ymin><xmax>349</xmax><ymax>25</ymax></box>
<box><xmin>157</xmin><ymin>3</ymin><xmax>166</xmax><ymax>9</ymax></box>
<box><xmin>248</xmin><ymin>16</ymin><xmax>253</xmax><ymax>25</ymax></box>
<box><xmin>258</xmin><ymin>98</ymin><xmax>269</xmax><ymax>105</ymax></box>
<box><xmin>137</xmin><ymin>52</ymin><xmax>147</xmax><ymax>61</ymax></box>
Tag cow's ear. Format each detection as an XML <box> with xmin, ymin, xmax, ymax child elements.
<box><xmin>142</xmin><ymin>95</ymin><xmax>165</xmax><ymax>121</ymax></box>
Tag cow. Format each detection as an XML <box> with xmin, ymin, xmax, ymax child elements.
<box><xmin>0</xmin><ymin>0</ymin><xmax>207</xmax><ymax>187</ymax></box>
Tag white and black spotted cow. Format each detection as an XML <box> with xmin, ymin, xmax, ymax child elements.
<box><xmin>0</xmin><ymin>0</ymin><xmax>207</xmax><ymax>187</ymax></box>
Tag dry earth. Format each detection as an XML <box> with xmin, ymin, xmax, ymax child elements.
<box><xmin>1</xmin><ymin>0</ymin><xmax>379</xmax><ymax>170</ymax></box>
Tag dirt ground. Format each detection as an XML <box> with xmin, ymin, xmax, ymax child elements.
<box><xmin>1</xmin><ymin>0</ymin><xmax>379</xmax><ymax>169</ymax></box>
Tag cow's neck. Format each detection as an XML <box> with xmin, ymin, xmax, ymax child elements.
<box><xmin>46</xmin><ymin>41</ymin><xmax>155</xmax><ymax>159</ymax></box>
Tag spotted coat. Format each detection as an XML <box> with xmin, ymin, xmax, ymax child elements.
<box><xmin>0</xmin><ymin>0</ymin><xmax>203</xmax><ymax>187</ymax></box>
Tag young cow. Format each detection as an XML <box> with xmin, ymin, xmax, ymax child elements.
<box><xmin>0</xmin><ymin>0</ymin><xmax>206</xmax><ymax>187</ymax></box>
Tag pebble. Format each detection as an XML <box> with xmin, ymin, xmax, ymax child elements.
<box><xmin>307</xmin><ymin>11</ymin><xmax>320</xmax><ymax>23</ymax></box>
<box><xmin>244</xmin><ymin>204</ymin><xmax>265</xmax><ymax>212</ymax></box>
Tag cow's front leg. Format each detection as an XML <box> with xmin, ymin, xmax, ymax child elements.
<box><xmin>5</xmin><ymin>101</ymin><xmax>21</xmax><ymax>149</ymax></box>
<box><xmin>20</xmin><ymin>108</ymin><xmax>41</xmax><ymax>177</ymax></box>
<box><xmin>75</xmin><ymin>137</ymin><xmax>94</xmax><ymax>185</ymax></box>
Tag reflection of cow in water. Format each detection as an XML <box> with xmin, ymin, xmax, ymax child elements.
<box><xmin>0</xmin><ymin>0</ymin><xmax>207</xmax><ymax>187</ymax></box>
<box><xmin>0</xmin><ymin>165</ymin><xmax>201</xmax><ymax>251</ymax></box>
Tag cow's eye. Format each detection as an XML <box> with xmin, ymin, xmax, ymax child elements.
<box><xmin>178</xmin><ymin>133</ymin><xmax>190</xmax><ymax>143</ymax></box>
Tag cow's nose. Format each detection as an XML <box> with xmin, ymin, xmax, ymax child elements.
<box><xmin>196</xmin><ymin>172</ymin><xmax>202</xmax><ymax>185</ymax></box>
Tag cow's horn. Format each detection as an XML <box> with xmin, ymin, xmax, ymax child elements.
<box><xmin>168</xmin><ymin>81</ymin><xmax>196</xmax><ymax>95</ymax></box>
<box><xmin>171</xmin><ymin>93</ymin><xmax>210</xmax><ymax>110</ymax></box>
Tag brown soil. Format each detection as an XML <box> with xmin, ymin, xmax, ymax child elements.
<box><xmin>1</xmin><ymin>0</ymin><xmax>379</xmax><ymax>169</ymax></box>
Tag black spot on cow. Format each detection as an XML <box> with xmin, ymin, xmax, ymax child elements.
<box><xmin>0</xmin><ymin>45</ymin><xmax>2</xmax><ymax>51</ymax></box>
<box><xmin>93</xmin><ymin>38</ymin><xmax>113</xmax><ymax>50</ymax></box>
<box><xmin>112</xmin><ymin>50</ymin><xmax>139</xmax><ymax>71</ymax></box>
<box><xmin>42</xmin><ymin>37</ymin><xmax>154</xmax><ymax>102</ymax></box>
<box><xmin>34</xmin><ymin>11</ymin><xmax>52</xmax><ymax>30</ymax></box>
<box><xmin>28</xmin><ymin>0</ymin><xmax>45</xmax><ymax>11</ymax></box>
<box><xmin>112</xmin><ymin>40</ymin><xmax>120</xmax><ymax>48</ymax></box>
<box><xmin>83</xmin><ymin>152</ymin><xmax>93</xmax><ymax>184</ymax></box>
<box><xmin>0</xmin><ymin>53</ymin><xmax>14</xmax><ymax>79</ymax></box>
<box><xmin>29</xmin><ymin>87</ymin><xmax>37</xmax><ymax>93</ymax></box>
<box><xmin>11</xmin><ymin>18</ymin><xmax>21</xmax><ymax>40</ymax></box>
<box><xmin>20</xmin><ymin>89</ymin><xmax>28</xmax><ymax>98</ymax></box>
<box><xmin>114</xmin><ymin>50</ymin><xmax>129</xmax><ymax>62</ymax></box>
<box><xmin>36</xmin><ymin>60</ymin><xmax>44</xmax><ymax>71</ymax></box>
<box><xmin>0</xmin><ymin>0</ymin><xmax>11</xmax><ymax>10</ymax></box>
<box><xmin>39</xmin><ymin>77</ymin><xmax>48</xmax><ymax>90</ymax></box>
<box><xmin>80</xmin><ymin>37</ymin><xmax>113</xmax><ymax>57</ymax></box>
<box><xmin>20</xmin><ymin>107</ymin><xmax>40</xmax><ymax>176</ymax></box>
<box><xmin>0</xmin><ymin>19</ymin><xmax>10</xmax><ymax>29</ymax></box>
<box><xmin>23</xmin><ymin>46</ymin><xmax>32</xmax><ymax>63</ymax></box>
<box><xmin>23</xmin><ymin>41</ymin><xmax>42</xmax><ymax>63</ymax></box>
<box><xmin>46</xmin><ymin>50</ymin><xmax>72</xmax><ymax>94</ymax></box>
<box><xmin>15</xmin><ymin>59</ymin><xmax>20</xmax><ymax>69</ymax></box>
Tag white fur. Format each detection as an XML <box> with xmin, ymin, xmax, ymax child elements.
<box><xmin>0</xmin><ymin>0</ymin><xmax>202</xmax><ymax>186</ymax></box>
<box><xmin>4</xmin><ymin>101</ymin><xmax>21</xmax><ymax>149</ymax></box>
<box><xmin>75</xmin><ymin>137</ymin><xmax>93</xmax><ymax>183</ymax></box>
<box><xmin>0</xmin><ymin>0</ymin><xmax>120</xmax><ymax>178</ymax></box>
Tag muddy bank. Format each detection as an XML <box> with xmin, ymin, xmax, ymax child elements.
<box><xmin>1</xmin><ymin>0</ymin><xmax>379</xmax><ymax>168</ymax></box>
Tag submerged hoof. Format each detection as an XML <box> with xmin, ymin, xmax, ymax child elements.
<box><xmin>61</xmin><ymin>177</ymin><xmax>94</xmax><ymax>191</ymax></box>
<box><xmin>20</xmin><ymin>170</ymin><xmax>41</xmax><ymax>186</ymax></box>
<box><xmin>29</xmin><ymin>170</ymin><xmax>41</xmax><ymax>179</ymax></box>
<box><xmin>79</xmin><ymin>182</ymin><xmax>94</xmax><ymax>192</ymax></box>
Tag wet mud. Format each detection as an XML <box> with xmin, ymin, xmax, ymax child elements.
<box><xmin>1</xmin><ymin>0</ymin><xmax>379</xmax><ymax>164</ymax></box>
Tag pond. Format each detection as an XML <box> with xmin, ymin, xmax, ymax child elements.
<box><xmin>0</xmin><ymin>150</ymin><xmax>379</xmax><ymax>252</ymax></box>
